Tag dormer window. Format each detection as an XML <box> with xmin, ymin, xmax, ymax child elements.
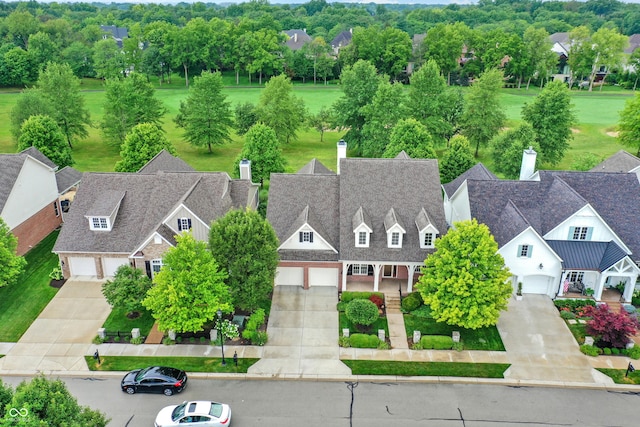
<box><xmin>90</xmin><ymin>217</ymin><xmax>110</xmax><ymax>230</ymax></box>
<box><xmin>391</xmin><ymin>232</ymin><xmax>400</xmax><ymax>246</ymax></box>
<box><xmin>424</xmin><ymin>233</ymin><xmax>433</xmax><ymax>247</ymax></box>
<box><xmin>416</xmin><ymin>207</ymin><xmax>439</xmax><ymax>249</ymax></box>
<box><xmin>354</xmin><ymin>226</ymin><xmax>371</xmax><ymax>248</ymax></box>
<box><xmin>569</xmin><ymin>226</ymin><xmax>592</xmax><ymax>241</ymax></box>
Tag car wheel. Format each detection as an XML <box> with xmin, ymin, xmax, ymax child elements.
<box><xmin>125</xmin><ymin>387</ymin><xmax>135</xmax><ymax>395</ymax></box>
<box><xmin>163</xmin><ymin>388</ymin><xmax>174</xmax><ymax>396</ymax></box>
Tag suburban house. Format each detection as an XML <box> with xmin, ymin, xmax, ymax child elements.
<box><xmin>0</xmin><ymin>148</ymin><xmax>80</xmax><ymax>255</ymax></box>
<box><xmin>443</xmin><ymin>148</ymin><xmax>640</xmax><ymax>303</ymax></box>
<box><xmin>267</xmin><ymin>141</ymin><xmax>447</xmax><ymax>292</ymax></box>
<box><xmin>100</xmin><ymin>25</ymin><xmax>128</xmax><ymax>48</ymax></box>
<box><xmin>625</xmin><ymin>34</ymin><xmax>640</xmax><ymax>55</ymax></box>
<box><xmin>331</xmin><ymin>29</ymin><xmax>352</xmax><ymax>55</ymax></box>
<box><xmin>53</xmin><ymin>152</ymin><xmax>259</xmax><ymax>279</ymax></box>
<box><xmin>283</xmin><ymin>29</ymin><xmax>312</xmax><ymax>51</ymax></box>
<box><xmin>590</xmin><ymin>150</ymin><xmax>640</xmax><ymax>182</ymax></box>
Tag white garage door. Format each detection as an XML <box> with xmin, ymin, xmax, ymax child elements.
<box><xmin>522</xmin><ymin>275</ymin><xmax>550</xmax><ymax>295</ymax></box>
<box><xmin>309</xmin><ymin>267</ymin><xmax>338</xmax><ymax>287</ymax></box>
<box><xmin>68</xmin><ymin>257</ymin><xmax>97</xmax><ymax>277</ymax></box>
<box><xmin>275</xmin><ymin>267</ymin><xmax>303</xmax><ymax>286</ymax></box>
<box><xmin>103</xmin><ymin>257</ymin><xmax>130</xmax><ymax>277</ymax></box>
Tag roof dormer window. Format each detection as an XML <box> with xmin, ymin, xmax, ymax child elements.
<box><xmin>90</xmin><ymin>217</ymin><xmax>110</xmax><ymax>230</ymax></box>
<box><xmin>390</xmin><ymin>231</ymin><xmax>401</xmax><ymax>247</ymax></box>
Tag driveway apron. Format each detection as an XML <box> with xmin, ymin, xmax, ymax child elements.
<box><xmin>247</xmin><ymin>286</ymin><xmax>351</xmax><ymax>376</ymax></box>
<box><xmin>498</xmin><ymin>295</ymin><xmax>605</xmax><ymax>384</ymax></box>
<box><xmin>0</xmin><ymin>279</ymin><xmax>110</xmax><ymax>373</ymax></box>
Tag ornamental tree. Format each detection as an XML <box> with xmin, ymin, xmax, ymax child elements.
<box><xmin>143</xmin><ymin>232</ymin><xmax>232</xmax><ymax>333</ymax></box>
<box><xmin>345</xmin><ymin>299</ymin><xmax>379</xmax><ymax>332</ymax></box>
<box><xmin>416</xmin><ymin>219</ymin><xmax>512</xmax><ymax>329</ymax></box>
<box><xmin>583</xmin><ymin>304</ymin><xmax>639</xmax><ymax>349</ymax></box>
<box><xmin>0</xmin><ymin>218</ymin><xmax>26</xmax><ymax>289</ymax></box>
<box><xmin>101</xmin><ymin>265</ymin><xmax>153</xmax><ymax>316</ymax></box>
<box><xmin>114</xmin><ymin>123</ymin><xmax>176</xmax><ymax>172</ymax></box>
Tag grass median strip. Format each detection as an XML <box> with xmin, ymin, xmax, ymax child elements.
<box><xmin>596</xmin><ymin>368</ymin><xmax>640</xmax><ymax>385</ymax></box>
<box><xmin>85</xmin><ymin>356</ymin><xmax>259</xmax><ymax>373</ymax></box>
<box><xmin>343</xmin><ymin>360</ymin><xmax>510</xmax><ymax>378</ymax></box>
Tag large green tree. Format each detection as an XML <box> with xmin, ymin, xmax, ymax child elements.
<box><xmin>143</xmin><ymin>232</ymin><xmax>231</xmax><ymax>333</ymax></box>
<box><xmin>10</xmin><ymin>87</ymin><xmax>54</xmax><ymax>142</ymax></box>
<box><xmin>36</xmin><ymin>62</ymin><xmax>92</xmax><ymax>149</ymax></box>
<box><xmin>93</xmin><ymin>38</ymin><xmax>125</xmax><ymax>80</ymax></box>
<box><xmin>522</xmin><ymin>80</ymin><xmax>575</xmax><ymax>166</ymax></box>
<box><xmin>416</xmin><ymin>219</ymin><xmax>512</xmax><ymax>329</ymax></box>
<box><xmin>234</xmin><ymin>123</ymin><xmax>286</xmax><ymax>185</ymax></box>
<box><xmin>18</xmin><ymin>115</ymin><xmax>74</xmax><ymax>168</ymax></box>
<box><xmin>209</xmin><ymin>209</ymin><xmax>279</xmax><ymax>312</ymax></box>
<box><xmin>490</xmin><ymin>123</ymin><xmax>537</xmax><ymax>179</ymax></box>
<box><xmin>382</xmin><ymin>118</ymin><xmax>436</xmax><ymax>159</ymax></box>
<box><xmin>100</xmin><ymin>73</ymin><xmax>167</xmax><ymax>146</ymax></box>
<box><xmin>256</xmin><ymin>74</ymin><xmax>305</xmax><ymax>144</ymax></box>
<box><xmin>175</xmin><ymin>71</ymin><xmax>233</xmax><ymax>153</ymax></box>
<box><xmin>101</xmin><ymin>265</ymin><xmax>153</xmax><ymax>316</ymax></box>
<box><xmin>114</xmin><ymin>123</ymin><xmax>176</xmax><ymax>172</ymax></box>
<box><xmin>423</xmin><ymin>22</ymin><xmax>469</xmax><ymax>85</ymax></box>
<box><xmin>588</xmin><ymin>27</ymin><xmax>628</xmax><ymax>91</ymax></box>
<box><xmin>521</xmin><ymin>27</ymin><xmax>556</xmax><ymax>89</ymax></box>
<box><xmin>439</xmin><ymin>135</ymin><xmax>476</xmax><ymax>184</ymax></box>
<box><xmin>349</xmin><ymin>26</ymin><xmax>412</xmax><ymax>78</ymax></box>
<box><xmin>361</xmin><ymin>80</ymin><xmax>406</xmax><ymax>157</ymax></box>
<box><xmin>407</xmin><ymin>59</ymin><xmax>449</xmax><ymax>146</ymax></box>
<box><xmin>461</xmin><ymin>68</ymin><xmax>506</xmax><ymax>157</ymax></box>
<box><xmin>0</xmin><ymin>218</ymin><xmax>26</xmax><ymax>289</ymax></box>
<box><xmin>618</xmin><ymin>92</ymin><xmax>640</xmax><ymax>156</ymax></box>
<box><xmin>0</xmin><ymin>376</ymin><xmax>109</xmax><ymax>426</ymax></box>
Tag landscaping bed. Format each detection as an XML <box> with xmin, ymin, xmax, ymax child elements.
<box><xmin>342</xmin><ymin>360</ymin><xmax>510</xmax><ymax>378</ymax></box>
<box><xmin>337</xmin><ymin>291</ymin><xmax>390</xmax><ymax>349</ymax></box>
<box><xmin>85</xmin><ymin>355</ymin><xmax>259</xmax><ymax>373</ymax></box>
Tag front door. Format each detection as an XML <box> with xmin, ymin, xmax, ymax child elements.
<box><xmin>383</xmin><ymin>265</ymin><xmax>396</xmax><ymax>278</ymax></box>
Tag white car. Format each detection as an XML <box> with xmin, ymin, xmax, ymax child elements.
<box><xmin>154</xmin><ymin>401</ymin><xmax>231</xmax><ymax>427</ymax></box>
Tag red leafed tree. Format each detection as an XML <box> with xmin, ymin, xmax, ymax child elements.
<box><xmin>583</xmin><ymin>304</ymin><xmax>639</xmax><ymax>348</ymax></box>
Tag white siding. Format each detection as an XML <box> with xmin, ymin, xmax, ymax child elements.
<box><xmin>275</xmin><ymin>267</ymin><xmax>304</xmax><ymax>286</ymax></box>
<box><xmin>309</xmin><ymin>268</ymin><xmax>338</xmax><ymax>287</ymax></box>
<box><xmin>68</xmin><ymin>257</ymin><xmax>97</xmax><ymax>277</ymax></box>
<box><xmin>1</xmin><ymin>157</ymin><xmax>58</xmax><ymax>229</ymax></box>
<box><xmin>164</xmin><ymin>205</ymin><xmax>209</xmax><ymax>241</ymax></box>
<box><xmin>447</xmin><ymin>183</ymin><xmax>472</xmax><ymax>226</ymax></box>
<box><xmin>544</xmin><ymin>206</ymin><xmax>625</xmax><ymax>250</ymax></box>
<box><xmin>279</xmin><ymin>225</ymin><xmax>336</xmax><ymax>251</ymax></box>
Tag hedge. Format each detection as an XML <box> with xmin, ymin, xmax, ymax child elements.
<box><xmin>341</xmin><ymin>291</ymin><xmax>385</xmax><ymax>303</ymax></box>
<box><xmin>349</xmin><ymin>333</ymin><xmax>381</xmax><ymax>348</ymax></box>
<box><xmin>401</xmin><ymin>292</ymin><xmax>423</xmax><ymax>312</ymax></box>
<box><xmin>420</xmin><ymin>335</ymin><xmax>453</xmax><ymax>350</ymax></box>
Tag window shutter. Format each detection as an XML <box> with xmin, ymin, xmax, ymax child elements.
<box><xmin>517</xmin><ymin>245</ymin><xmax>522</xmax><ymax>257</ymax></box>
<box><xmin>367</xmin><ymin>265</ymin><xmax>374</xmax><ymax>276</ymax></box>
<box><xmin>177</xmin><ymin>218</ymin><xmax>182</xmax><ymax>231</ymax></box>
<box><xmin>567</xmin><ymin>226</ymin><xmax>575</xmax><ymax>240</ymax></box>
<box><xmin>145</xmin><ymin>261</ymin><xmax>152</xmax><ymax>279</ymax></box>
<box><xmin>347</xmin><ymin>265</ymin><xmax>352</xmax><ymax>275</ymax></box>
<box><xmin>187</xmin><ymin>218</ymin><xmax>192</xmax><ymax>229</ymax></box>
<box><xmin>299</xmin><ymin>232</ymin><xmax>303</xmax><ymax>242</ymax></box>
<box><xmin>309</xmin><ymin>232</ymin><xmax>314</xmax><ymax>243</ymax></box>
<box><xmin>586</xmin><ymin>227</ymin><xmax>593</xmax><ymax>240</ymax></box>
<box><xmin>527</xmin><ymin>246</ymin><xmax>533</xmax><ymax>258</ymax></box>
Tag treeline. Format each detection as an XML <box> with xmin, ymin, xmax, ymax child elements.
<box><xmin>0</xmin><ymin>0</ymin><xmax>639</xmax><ymax>88</ymax></box>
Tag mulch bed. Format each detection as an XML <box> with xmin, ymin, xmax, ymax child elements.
<box><xmin>49</xmin><ymin>279</ymin><xmax>67</xmax><ymax>289</ymax></box>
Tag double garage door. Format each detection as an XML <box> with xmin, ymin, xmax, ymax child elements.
<box><xmin>275</xmin><ymin>267</ymin><xmax>338</xmax><ymax>287</ymax></box>
<box><xmin>67</xmin><ymin>257</ymin><xmax>129</xmax><ymax>278</ymax></box>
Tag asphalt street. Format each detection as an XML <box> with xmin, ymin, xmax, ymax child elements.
<box><xmin>2</xmin><ymin>376</ymin><xmax>640</xmax><ymax>427</ymax></box>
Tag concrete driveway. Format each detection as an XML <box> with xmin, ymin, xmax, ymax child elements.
<box><xmin>498</xmin><ymin>295</ymin><xmax>607</xmax><ymax>384</ymax></box>
<box><xmin>248</xmin><ymin>286</ymin><xmax>351</xmax><ymax>377</ymax></box>
<box><xmin>0</xmin><ymin>279</ymin><xmax>110</xmax><ymax>372</ymax></box>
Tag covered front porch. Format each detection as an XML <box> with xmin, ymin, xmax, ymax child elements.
<box><xmin>340</xmin><ymin>261</ymin><xmax>423</xmax><ymax>293</ymax></box>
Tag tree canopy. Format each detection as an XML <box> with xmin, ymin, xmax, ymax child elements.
<box><xmin>18</xmin><ymin>115</ymin><xmax>74</xmax><ymax>168</ymax></box>
<box><xmin>618</xmin><ymin>92</ymin><xmax>640</xmax><ymax>156</ymax></box>
<box><xmin>101</xmin><ymin>265</ymin><xmax>153</xmax><ymax>315</ymax></box>
<box><xmin>0</xmin><ymin>217</ymin><xmax>26</xmax><ymax>289</ymax></box>
<box><xmin>490</xmin><ymin>123</ymin><xmax>537</xmax><ymax>179</ymax></box>
<box><xmin>234</xmin><ymin>123</ymin><xmax>286</xmax><ymax>184</ymax></box>
<box><xmin>256</xmin><ymin>74</ymin><xmax>305</xmax><ymax>144</ymax></box>
<box><xmin>382</xmin><ymin>118</ymin><xmax>436</xmax><ymax>159</ymax></box>
<box><xmin>416</xmin><ymin>219</ymin><xmax>512</xmax><ymax>329</ymax></box>
<box><xmin>439</xmin><ymin>135</ymin><xmax>475</xmax><ymax>184</ymax></box>
<box><xmin>114</xmin><ymin>123</ymin><xmax>176</xmax><ymax>172</ymax></box>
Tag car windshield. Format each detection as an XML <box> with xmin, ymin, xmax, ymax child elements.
<box><xmin>209</xmin><ymin>403</ymin><xmax>223</xmax><ymax>418</ymax></box>
<box><xmin>172</xmin><ymin>403</ymin><xmax>187</xmax><ymax>421</ymax></box>
<box><xmin>134</xmin><ymin>367</ymin><xmax>152</xmax><ymax>381</ymax></box>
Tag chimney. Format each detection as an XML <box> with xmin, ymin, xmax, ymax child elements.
<box><xmin>239</xmin><ymin>159</ymin><xmax>252</xmax><ymax>181</ymax></box>
<box><xmin>519</xmin><ymin>146</ymin><xmax>537</xmax><ymax>181</ymax></box>
<box><xmin>337</xmin><ymin>139</ymin><xmax>347</xmax><ymax>174</ymax></box>
<box><xmin>294</xmin><ymin>33</ymin><xmax>298</xmax><ymax>43</ymax></box>
<box><xmin>349</xmin><ymin>28</ymin><xmax>353</xmax><ymax>34</ymax></box>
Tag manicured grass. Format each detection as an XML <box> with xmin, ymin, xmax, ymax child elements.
<box><xmin>404</xmin><ymin>314</ymin><xmax>505</xmax><ymax>351</ymax></box>
<box><xmin>102</xmin><ymin>307</ymin><xmax>156</xmax><ymax>338</ymax></box>
<box><xmin>596</xmin><ymin>368</ymin><xmax>640</xmax><ymax>385</ymax></box>
<box><xmin>339</xmin><ymin>312</ymin><xmax>389</xmax><ymax>338</ymax></box>
<box><xmin>566</xmin><ymin>322</ymin><xmax>588</xmax><ymax>345</ymax></box>
<box><xmin>343</xmin><ymin>360</ymin><xmax>510</xmax><ymax>378</ymax></box>
<box><xmin>84</xmin><ymin>355</ymin><xmax>258</xmax><ymax>373</ymax></box>
<box><xmin>0</xmin><ymin>230</ymin><xmax>60</xmax><ymax>342</ymax></box>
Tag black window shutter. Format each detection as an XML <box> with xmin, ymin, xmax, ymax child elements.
<box><xmin>299</xmin><ymin>232</ymin><xmax>303</xmax><ymax>242</ymax></box>
<box><xmin>368</xmin><ymin>265</ymin><xmax>374</xmax><ymax>276</ymax></box>
<box><xmin>309</xmin><ymin>232</ymin><xmax>314</xmax><ymax>243</ymax></box>
<box><xmin>177</xmin><ymin>218</ymin><xmax>182</xmax><ymax>231</ymax></box>
<box><xmin>187</xmin><ymin>218</ymin><xmax>192</xmax><ymax>229</ymax></box>
<box><xmin>145</xmin><ymin>261</ymin><xmax>152</xmax><ymax>278</ymax></box>
<box><xmin>347</xmin><ymin>265</ymin><xmax>352</xmax><ymax>275</ymax></box>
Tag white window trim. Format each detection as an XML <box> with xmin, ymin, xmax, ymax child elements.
<box><xmin>389</xmin><ymin>231</ymin><xmax>402</xmax><ymax>248</ymax></box>
<box><xmin>301</xmin><ymin>231</ymin><xmax>312</xmax><ymax>243</ymax></box>
<box><xmin>355</xmin><ymin>231</ymin><xmax>369</xmax><ymax>247</ymax></box>
<box><xmin>151</xmin><ymin>259</ymin><xmax>163</xmax><ymax>277</ymax></box>
<box><xmin>89</xmin><ymin>217</ymin><xmax>110</xmax><ymax>231</ymax></box>
<box><xmin>352</xmin><ymin>264</ymin><xmax>369</xmax><ymax>275</ymax></box>
<box><xmin>519</xmin><ymin>244</ymin><xmax>530</xmax><ymax>258</ymax></box>
<box><xmin>423</xmin><ymin>233</ymin><xmax>434</xmax><ymax>248</ymax></box>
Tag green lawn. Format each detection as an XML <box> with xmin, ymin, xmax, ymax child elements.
<box><xmin>0</xmin><ymin>230</ymin><xmax>60</xmax><ymax>342</ymax></box>
<box><xmin>404</xmin><ymin>314</ymin><xmax>505</xmax><ymax>351</ymax></box>
<box><xmin>596</xmin><ymin>368</ymin><xmax>640</xmax><ymax>385</ymax></box>
<box><xmin>566</xmin><ymin>322</ymin><xmax>588</xmax><ymax>345</ymax></box>
<box><xmin>343</xmin><ymin>360</ymin><xmax>510</xmax><ymax>378</ymax></box>
<box><xmin>339</xmin><ymin>312</ymin><xmax>389</xmax><ymax>339</ymax></box>
<box><xmin>102</xmin><ymin>307</ymin><xmax>156</xmax><ymax>338</ymax></box>
<box><xmin>85</xmin><ymin>355</ymin><xmax>258</xmax><ymax>373</ymax></box>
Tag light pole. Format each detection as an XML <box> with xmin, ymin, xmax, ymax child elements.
<box><xmin>217</xmin><ymin>310</ymin><xmax>226</xmax><ymax>366</ymax></box>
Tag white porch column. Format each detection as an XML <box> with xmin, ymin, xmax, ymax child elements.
<box><xmin>406</xmin><ymin>264</ymin><xmax>417</xmax><ymax>293</ymax></box>
<box><xmin>373</xmin><ymin>263</ymin><xmax>382</xmax><ymax>292</ymax></box>
<box><xmin>341</xmin><ymin>262</ymin><xmax>350</xmax><ymax>292</ymax></box>
<box><xmin>623</xmin><ymin>273</ymin><xmax>638</xmax><ymax>303</ymax></box>
<box><xmin>595</xmin><ymin>274</ymin><xmax>607</xmax><ymax>301</ymax></box>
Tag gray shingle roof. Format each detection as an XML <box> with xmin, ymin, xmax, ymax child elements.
<box><xmin>331</xmin><ymin>30</ymin><xmax>352</xmax><ymax>49</ymax></box>
<box><xmin>20</xmin><ymin>147</ymin><xmax>57</xmax><ymax>169</ymax></box>
<box><xmin>137</xmin><ymin>150</ymin><xmax>195</xmax><ymax>174</ymax></box>
<box><xmin>590</xmin><ymin>150</ymin><xmax>640</xmax><ymax>173</ymax></box>
<box><xmin>53</xmin><ymin>171</ymin><xmax>256</xmax><ymax>255</ymax></box>
<box><xmin>352</xmin><ymin>206</ymin><xmax>371</xmax><ymax>231</ymax></box>
<box><xmin>86</xmin><ymin>190</ymin><xmax>125</xmax><ymax>217</ymax></box>
<box><xmin>56</xmin><ymin>167</ymin><xmax>82</xmax><ymax>194</ymax></box>
<box><xmin>547</xmin><ymin>240</ymin><xmax>627</xmax><ymax>271</ymax></box>
<box><xmin>1</xmin><ymin>148</ymin><xmax>57</xmax><ymax>212</ymax></box>
<box><xmin>442</xmin><ymin>163</ymin><xmax>497</xmax><ymax>198</ymax></box>
<box><xmin>296</xmin><ymin>158</ymin><xmax>335</xmax><ymax>175</ymax></box>
<box><xmin>284</xmin><ymin>30</ymin><xmax>312</xmax><ymax>51</ymax></box>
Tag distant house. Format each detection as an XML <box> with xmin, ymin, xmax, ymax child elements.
<box><xmin>53</xmin><ymin>152</ymin><xmax>259</xmax><ymax>279</ymax></box>
<box><xmin>284</xmin><ymin>29</ymin><xmax>312</xmax><ymax>51</ymax></box>
<box><xmin>590</xmin><ymin>150</ymin><xmax>640</xmax><ymax>182</ymax></box>
<box><xmin>0</xmin><ymin>148</ymin><xmax>80</xmax><ymax>255</ymax></box>
<box><xmin>624</xmin><ymin>34</ymin><xmax>640</xmax><ymax>54</ymax></box>
<box><xmin>444</xmin><ymin>148</ymin><xmax>640</xmax><ymax>302</ymax></box>
<box><xmin>100</xmin><ymin>25</ymin><xmax>128</xmax><ymax>48</ymax></box>
<box><xmin>331</xmin><ymin>29</ymin><xmax>352</xmax><ymax>55</ymax></box>
<box><xmin>267</xmin><ymin>141</ymin><xmax>447</xmax><ymax>292</ymax></box>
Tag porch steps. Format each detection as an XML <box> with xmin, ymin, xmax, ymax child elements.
<box><xmin>385</xmin><ymin>294</ymin><xmax>402</xmax><ymax>311</ymax></box>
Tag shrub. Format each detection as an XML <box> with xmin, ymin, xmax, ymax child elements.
<box><xmin>113</xmin><ymin>335</ymin><xmax>120</xmax><ymax>342</ymax></box>
<box><xmin>401</xmin><ymin>292</ymin><xmax>422</xmax><ymax>312</ymax></box>
<box><xmin>92</xmin><ymin>335</ymin><xmax>105</xmax><ymax>345</ymax></box>
<box><xmin>189</xmin><ymin>337</ymin><xmax>196</xmax><ymax>344</ymax></box>
<box><xmin>452</xmin><ymin>341</ymin><xmax>464</xmax><ymax>352</ymax></box>
<box><xmin>49</xmin><ymin>266</ymin><xmax>63</xmax><ymax>280</ymax></box>
<box><xmin>252</xmin><ymin>331</ymin><xmax>268</xmax><ymax>346</ymax></box>
<box><xmin>369</xmin><ymin>294</ymin><xmax>384</xmax><ymax>309</ymax></box>
<box><xmin>176</xmin><ymin>336</ymin><xmax>183</xmax><ymax>343</ymax></box>
<box><xmin>580</xmin><ymin>344</ymin><xmax>600</xmax><ymax>357</ymax></box>
<box><xmin>410</xmin><ymin>305</ymin><xmax>433</xmax><ymax>318</ymax></box>
<box><xmin>623</xmin><ymin>345</ymin><xmax>640</xmax><ymax>360</ymax></box>
<box><xmin>341</xmin><ymin>291</ymin><xmax>384</xmax><ymax>303</ymax></box>
<box><xmin>336</xmin><ymin>301</ymin><xmax>348</xmax><ymax>312</ymax></box>
<box><xmin>420</xmin><ymin>335</ymin><xmax>454</xmax><ymax>350</ymax></box>
<box><xmin>377</xmin><ymin>340</ymin><xmax>390</xmax><ymax>350</ymax></box>
<box><xmin>242</xmin><ymin>308</ymin><xmax>266</xmax><ymax>342</ymax></box>
<box><xmin>603</xmin><ymin>347</ymin><xmax>612</xmax><ymax>355</ymax></box>
<box><xmin>554</xmin><ymin>299</ymin><xmax>596</xmax><ymax>314</ymax></box>
<box><xmin>162</xmin><ymin>337</ymin><xmax>175</xmax><ymax>345</ymax></box>
<box><xmin>339</xmin><ymin>336</ymin><xmax>351</xmax><ymax>347</ymax></box>
<box><xmin>411</xmin><ymin>342</ymin><xmax>423</xmax><ymax>350</ymax></box>
<box><xmin>130</xmin><ymin>336</ymin><xmax>144</xmax><ymax>345</ymax></box>
<box><xmin>611</xmin><ymin>347</ymin><xmax>620</xmax><ymax>355</ymax></box>
<box><xmin>560</xmin><ymin>310</ymin><xmax>576</xmax><ymax>320</ymax></box>
<box><xmin>345</xmin><ymin>299</ymin><xmax>379</xmax><ymax>329</ymax></box>
<box><xmin>582</xmin><ymin>305</ymin><xmax>639</xmax><ymax>348</ymax></box>
<box><xmin>349</xmin><ymin>333</ymin><xmax>381</xmax><ymax>348</ymax></box>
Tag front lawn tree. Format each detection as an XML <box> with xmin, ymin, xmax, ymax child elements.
<box><xmin>0</xmin><ymin>218</ymin><xmax>26</xmax><ymax>289</ymax></box>
<box><xmin>617</xmin><ymin>92</ymin><xmax>640</xmax><ymax>156</ymax></box>
<box><xmin>115</xmin><ymin>123</ymin><xmax>176</xmax><ymax>172</ymax></box>
<box><xmin>101</xmin><ymin>265</ymin><xmax>153</xmax><ymax>317</ymax></box>
<box><xmin>18</xmin><ymin>115</ymin><xmax>74</xmax><ymax>168</ymax></box>
<box><xmin>209</xmin><ymin>209</ymin><xmax>279</xmax><ymax>312</ymax></box>
<box><xmin>174</xmin><ymin>71</ymin><xmax>234</xmax><ymax>153</ymax></box>
<box><xmin>416</xmin><ymin>219</ymin><xmax>512</xmax><ymax>329</ymax></box>
<box><xmin>143</xmin><ymin>232</ymin><xmax>231</xmax><ymax>333</ymax></box>
<box><xmin>345</xmin><ymin>299</ymin><xmax>379</xmax><ymax>332</ymax></box>
<box><xmin>234</xmin><ymin>123</ymin><xmax>286</xmax><ymax>185</ymax></box>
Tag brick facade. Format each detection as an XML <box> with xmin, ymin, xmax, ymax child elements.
<box><xmin>12</xmin><ymin>200</ymin><xmax>62</xmax><ymax>255</ymax></box>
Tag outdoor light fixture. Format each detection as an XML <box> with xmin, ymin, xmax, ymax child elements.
<box><xmin>538</xmin><ymin>263</ymin><xmax>544</xmax><ymax>270</ymax></box>
<box><xmin>217</xmin><ymin>309</ymin><xmax>226</xmax><ymax>366</ymax></box>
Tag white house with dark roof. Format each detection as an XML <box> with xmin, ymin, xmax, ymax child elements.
<box><xmin>53</xmin><ymin>153</ymin><xmax>258</xmax><ymax>279</ymax></box>
<box><xmin>267</xmin><ymin>142</ymin><xmax>447</xmax><ymax>292</ymax></box>
<box><xmin>444</xmin><ymin>149</ymin><xmax>640</xmax><ymax>302</ymax></box>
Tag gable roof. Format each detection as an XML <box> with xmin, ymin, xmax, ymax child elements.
<box><xmin>20</xmin><ymin>147</ymin><xmax>57</xmax><ymax>169</ymax></box>
<box><xmin>442</xmin><ymin>163</ymin><xmax>497</xmax><ymax>198</ymax></box>
<box><xmin>284</xmin><ymin>29</ymin><xmax>312</xmax><ymax>51</ymax></box>
<box><xmin>56</xmin><ymin>166</ymin><xmax>82</xmax><ymax>194</ymax></box>
<box><xmin>138</xmin><ymin>150</ymin><xmax>195</xmax><ymax>174</ymax></box>
<box><xmin>590</xmin><ymin>150</ymin><xmax>640</xmax><ymax>173</ymax></box>
<box><xmin>549</xmin><ymin>32</ymin><xmax>569</xmax><ymax>44</ymax></box>
<box><xmin>331</xmin><ymin>30</ymin><xmax>352</xmax><ymax>49</ymax></box>
<box><xmin>296</xmin><ymin>158</ymin><xmax>334</xmax><ymax>175</ymax></box>
<box><xmin>0</xmin><ymin>148</ymin><xmax>57</xmax><ymax>212</ymax></box>
<box><xmin>100</xmin><ymin>25</ymin><xmax>128</xmax><ymax>48</ymax></box>
<box><xmin>53</xmin><ymin>171</ymin><xmax>257</xmax><ymax>255</ymax></box>
<box><xmin>625</xmin><ymin>34</ymin><xmax>640</xmax><ymax>54</ymax></box>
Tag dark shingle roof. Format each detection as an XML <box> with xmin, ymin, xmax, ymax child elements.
<box><xmin>296</xmin><ymin>159</ymin><xmax>335</xmax><ymax>175</ymax></box>
<box><xmin>284</xmin><ymin>29</ymin><xmax>312</xmax><ymax>51</ymax></box>
<box><xmin>56</xmin><ymin>167</ymin><xmax>82</xmax><ymax>194</ymax></box>
<box><xmin>20</xmin><ymin>147</ymin><xmax>57</xmax><ymax>169</ymax></box>
<box><xmin>138</xmin><ymin>150</ymin><xmax>195</xmax><ymax>174</ymax></box>
<box><xmin>590</xmin><ymin>150</ymin><xmax>640</xmax><ymax>173</ymax></box>
<box><xmin>442</xmin><ymin>163</ymin><xmax>497</xmax><ymax>198</ymax></box>
<box><xmin>550</xmin><ymin>32</ymin><xmax>569</xmax><ymax>44</ymax></box>
<box><xmin>1</xmin><ymin>148</ymin><xmax>57</xmax><ymax>212</ymax></box>
<box><xmin>331</xmin><ymin>30</ymin><xmax>352</xmax><ymax>49</ymax></box>
<box><xmin>547</xmin><ymin>240</ymin><xmax>627</xmax><ymax>271</ymax></box>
